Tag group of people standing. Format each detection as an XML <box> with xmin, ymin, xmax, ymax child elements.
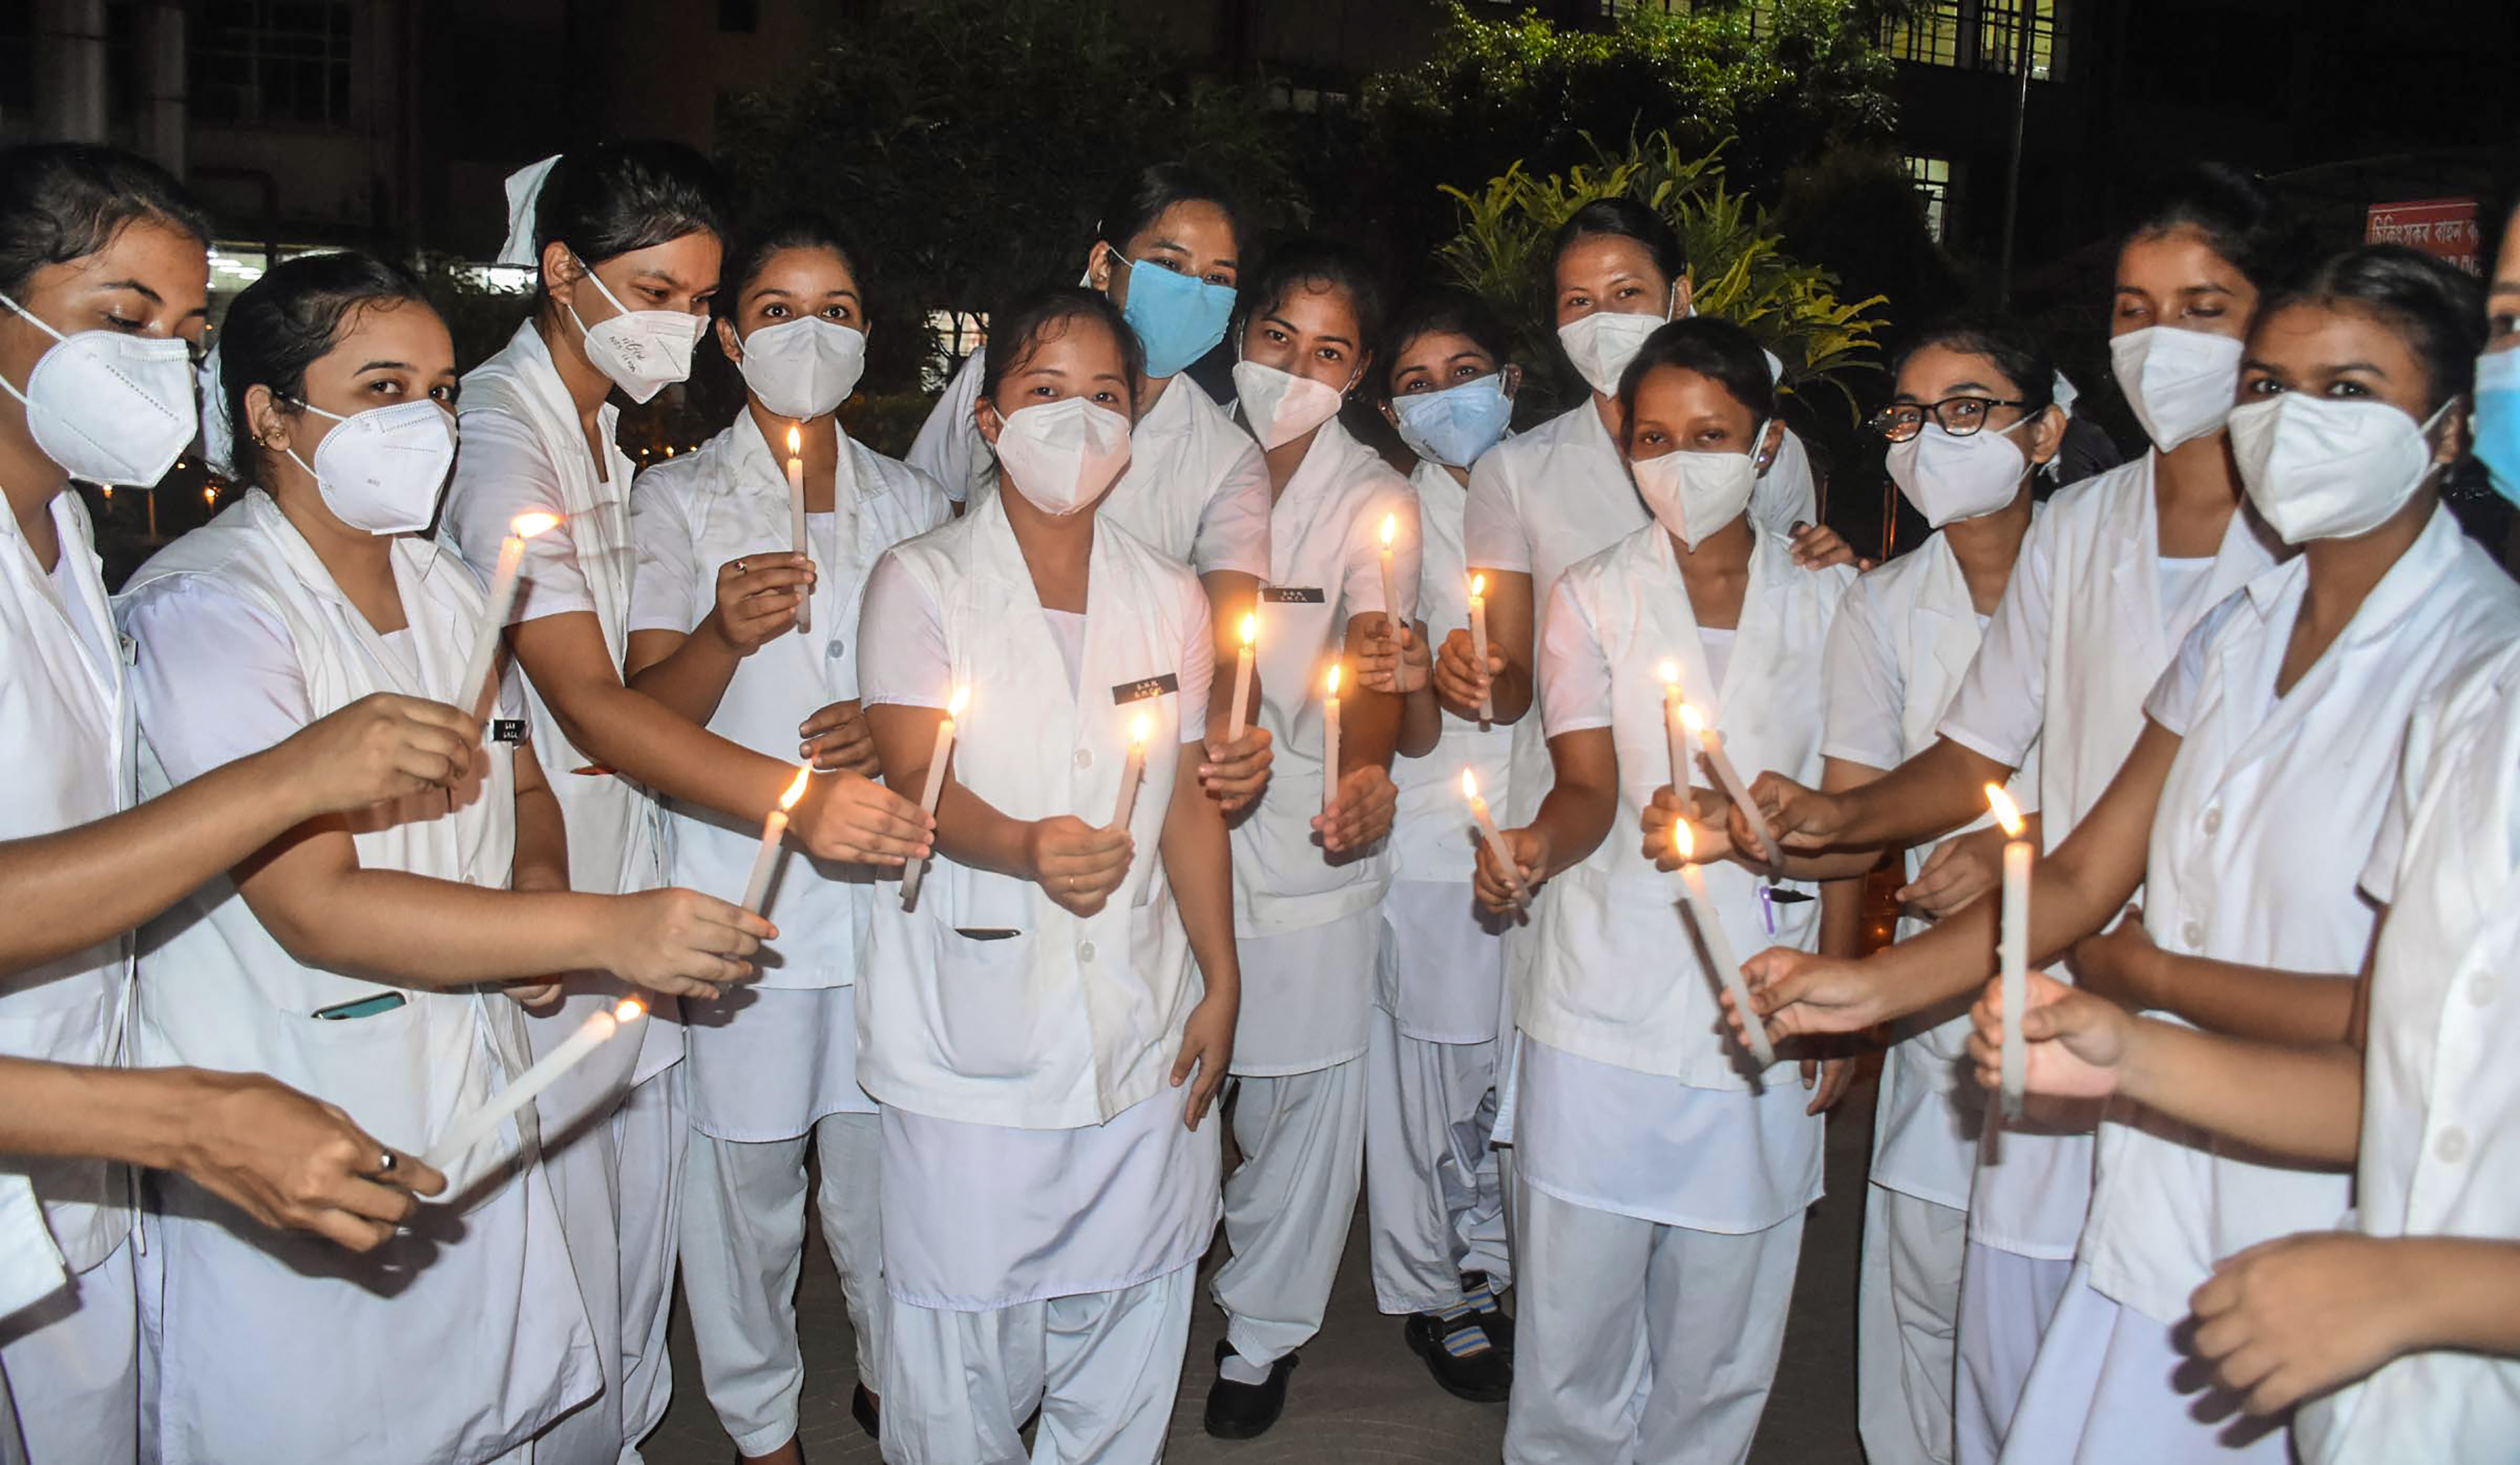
<box><xmin>0</xmin><ymin>126</ymin><xmax>2513</xmax><ymax>1465</ymax></box>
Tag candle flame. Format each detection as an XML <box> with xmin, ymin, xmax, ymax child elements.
<box><xmin>1658</xmin><ymin>659</ymin><xmax>1682</xmax><ymax>688</ymax></box>
<box><xmin>1460</xmin><ymin>768</ymin><xmax>1480</xmax><ymax>800</ymax></box>
<box><xmin>1380</xmin><ymin>513</ymin><xmax>1398</xmax><ymax>548</ymax></box>
<box><xmin>512</xmin><ymin>510</ymin><xmax>561</xmax><ymax>539</ymax></box>
<box><xmin>778</xmin><ymin>766</ymin><xmax>812</xmax><ymax>811</ymax></box>
<box><xmin>1985</xmin><ymin>783</ymin><xmax>2025</xmax><ymax>839</ymax></box>
<box><xmin>1678</xmin><ymin>703</ymin><xmax>1706</xmax><ymax>736</ymax></box>
<box><xmin>1130</xmin><ymin>712</ymin><xmax>1151</xmax><ymax>746</ymax></box>
<box><xmin>1240</xmin><ymin>612</ymin><xmax>1258</xmax><ymax>647</ymax></box>
<box><xmin>1672</xmin><ymin>819</ymin><xmax>1694</xmax><ymax>861</ymax></box>
<box><xmin>946</xmin><ymin>685</ymin><xmax>969</xmax><ymax>718</ymax></box>
<box><xmin>785</xmin><ymin>424</ymin><xmax>802</xmax><ymax>456</ymax></box>
<box><xmin>613</xmin><ymin>998</ymin><xmax>647</xmax><ymax>1023</ymax></box>
<box><xmin>1470</xmin><ymin>572</ymin><xmax>1486</xmax><ymax>598</ymax></box>
<box><xmin>1326</xmin><ymin>663</ymin><xmax>1341</xmax><ymax>697</ymax></box>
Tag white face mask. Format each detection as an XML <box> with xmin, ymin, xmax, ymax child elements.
<box><xmin>1233</xmin><ymin>359</ymin><xmax>1348</xmax><ymax>449</ymax></box>
<box><xmin>1631</xmin><ymin>433</ymin><xmax>1760</xmax><ymax>550</ymax></box>
<box><xmin>736</xmin><ymin>317</ymin><xmax>866</xmax><ymax>420</ymax></box>
<box><xmin>0</xmin><ymin>290</ymin><xmax>196</xmax><ymax>487</ymax></box>
<box><xmin>1558</xmin><ymin>309</ymin><xmax>1667</xmax><ymax>400</ymax></box>
<box><xmin>2109</xmin><ymin>326</ymin><xmax>2245</xmax><ymax>453</ymax></box>
<box><xmin>279</xmin><ymin>396</ymin><xmax>458</xmax><ymax>535</ymax></box>
<box><xmin>1886</xmin><ymin>418</ymin><xmax>2034</xmax><ymax>529</ymax></box>
<box><xmin>2228</xmin><ymin>392</ymin><xmax>2444</xmax><ymax>545</ymax></box>
<box><xmin>565</xmin><ymin>259</ymin><xmax>703</xmax><ymax>404</ymax></box>
<box><xmin>989</xmin><ymin>396</ymin><xmax>1133</xmax><ymax>516</ymax></box>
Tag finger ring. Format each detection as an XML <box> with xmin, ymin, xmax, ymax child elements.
<box><xmin>734</xmin><ymin>559</ymin><xmax>749</xmax><ymax>576</ymax></box>
<box><xmin>375</xmin><ymin>1151</ymin><xmax>398</xmax><ymax>1174</ymax></box>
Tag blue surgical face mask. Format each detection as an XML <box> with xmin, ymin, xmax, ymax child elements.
<box><xmin>1116</xmin><ymin>257</ymin><xmax>1235</xmax><ymax>380</ymax></box>
<box><xmin>2475</xmin><ymin>347</ymin><xmax>2520</xmax><ymax>507</ymax></box>
<box><xmin>1390</xmin><ymin>373</ymin><xmax>1513</xmax><ymax>469</ymax></box>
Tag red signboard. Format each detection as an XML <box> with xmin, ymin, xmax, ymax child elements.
<box><xmin>2366</xmin><ymin>198</ymin><xmax>2482</xmax><ymax>274</ymax></box>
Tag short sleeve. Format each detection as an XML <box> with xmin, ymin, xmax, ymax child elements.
<box><xmin>1937</xmin><ymin>515</ymin><xmax>2053</xmax><ymax>767</ymax></box>
<box><xmin>444</xmin><ymin>408</ymin><xmax>595</xmax><ymax>625</ymax></box>
<box><xmin>1537</xmin><ymin>575</ymin><xmax>1614</xmax><ymax>739</ymax></box>
<box><xmin>1189</xmin><ymin>438</ymin><xmax>1272</xmax><ymax>580</ymax></box>
<box><xmin>1340</xmin><ymin>484</ymin><xmax>1422</xmax><ymax>627</ymax></box>
<box><xmin>1462</xmin><ymin>450</ymin><xmax>1531</xmax><ymax>575</ymax></box>
<box><xmin>126</xmin><ymin>578</ymin><xmax>316</xmax><ymax>784</ymax></box>
<box><xmin>1819</xmin><ymin>581</ymin><xmax>1906</xmax><ymax>773</ymax></box>
<box><xmin>1749</xmin><ymin>427</ymin><xmax>1821</xmax><ymax>538</ymax></box>
<box><xmin>626</xmin><ymin>470</ymin><xmax>702</xmax><ymax>635</ymax></box>
<box><xmin>905</xmin><ymin>349</ymin><xmax>989</xmax><ymax>505</ymax></box>
<box><xmin>2140</xmin><ymin>594</ymin><xmax>2235</xmax><ymax>738</ymax></box>
<box><xmin>1173</xmin><ymin>576</ymin><xmax>1217</xmax><ymax>740</ymax></box>
<box><xmin>856</xmin><ymin>550</ymin><xmax>951</xmax><ymax>710</ymax></box>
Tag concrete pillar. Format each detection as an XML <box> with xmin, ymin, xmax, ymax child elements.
<box><xmin>139</xmin><ymin>4</ymin><xmax>187</xmax><ymax>181</ymax></box>
<box><xmin>35</xmin><ymin>0</ymin><xmax>111</xmax><ymax>143</ymax></box>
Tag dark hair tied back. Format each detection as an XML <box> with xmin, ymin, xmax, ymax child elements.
<box><xmin>218</xmin><ymin>251</ymin><xmax>433</xmax><ymax>487</ymax></box>
<box><xmin>0</xmin><ymin>142</ymin><xmax>211</xmax><ymax>298</ymax></box>
<box><xmin>1891</xmin><ymin>311</ymin><xmax>2059</xmax><ymax>415</ymax></box>
<box><xmin>719</xmin><ymin>211</ymin><xmax>863</xmax><ymax>324</ymax></box>
<box><xmin>2122</xmin><ymin>162</ymin><xmax>2308</xmax><ymax>292</ymax></box>
<box><xmin>1550</xmin><ymin>199</ymin><xmax>1688</xmax><ymax>292</ymax></box>
<box><xmin>1233</xmin><ymin>237</ymin><xmax>1388</xmax><ymax>370</ymax></box>
<box><xmin>532</xmin><ymin>141</ymin><xmax>731</xmax><ymax>276</ymax></box>
<box><xmin>1380</xmin><ymin>288</ymin><xmax>1516</xmax><ymax>401</ymax></box>
<box><xmin>979</xmin><ymin>285</ymin><xmax>1146</xmax><ymax>414</ymax></box>
<box><xmin>2258</xmin><ymin>244</ymin><xmax>2486</xmax><ymax>415</ymax></box>
<box><xmin>1615</xmin><ymin>317</ymin><xmax>1775</xmax><ymax>443</ymax></box>
<box><xmin>1093</xmin><ymin>163</ymin><xmax>1245</xmax><ymax>263</ymax></box>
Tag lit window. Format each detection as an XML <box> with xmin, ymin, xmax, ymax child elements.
<box><xmin>192</xmin><ymin>0</ymin><xmax>354</xmax><ymax>127</ymax></box>
<box><xmin>1882</xmin><ymin>0</ymin><xmax>1964</xmax><ymax>67</ymax></box>
<box><xmin>1977</xmin><ymin>0</ymin><xmax>2060</xmax><ymax>80</ymax></box>
<box><xmin>1599</xmin><ymin>0</ymin><xmax>1782</xmax><ymax>33</ymax></box>
<box><xmin>1902</xmin><ymin>156</ymin><xmax>1952</xmax><ymax>244</ymax></box>
<box><xmin>1883</xmin><ymin>0</ymin><xmax>2064</xmax><ymax>80</ymax></box>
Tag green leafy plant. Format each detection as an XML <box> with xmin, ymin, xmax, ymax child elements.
<box><xmin>1436</xmin><ymin>132</ymin><xmax>1888</xmax><ymax>421</ymax></box>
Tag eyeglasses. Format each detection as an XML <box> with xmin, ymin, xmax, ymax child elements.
<box><xmin>1867</xmin><ymin>396</ymin><xmax>2027</xmax><ymax>443</ymax></box>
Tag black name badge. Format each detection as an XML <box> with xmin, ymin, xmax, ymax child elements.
<box><xmin>1259</xmin><ymin>586</ymin><xmax>1326</xmax><ymax>604</ymax></box>
<box><xmin>489</xmin><ymin>718</ymin><xmax>529</xmax><ymax>745</ymax></box>
<box><xmin>1112</xmin><ymin>673</ymin><xmax>1179</xmax><ymax>706</ymax></box>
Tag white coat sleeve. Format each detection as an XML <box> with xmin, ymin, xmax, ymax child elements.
<box><xmin>1750</xmin><ymin>427</ymin><xmax>1821</xmax><ymax>538</ymax></box>
<box><xmin>1462</xmin><ymin>449</ymin><xmax>1531</xmax><ymax>575</ymax></box>
<box><xmin>1819</xmin><ymin>578</ymin><xmax>1904</xmax><ymax>773</ymax></box>
<box><xmin>444</xmin><ymin>409</ymin><xmax>596</xmax><ymax>625</ymax></box>
<box><xmin>1174</xmin><ymin>575</ymin><xmax>1217</xmax><ymax>737</ymax></box>
<box><xmin>905</xmin><ymin>349</ymin><xmax>990</xmax><ymax>506</ymax></box>
<box><xmin>625</xmin><ymin>469</ymin><xmax>703</xmax><ymax>636</ymax></box>
<box><xmin>1936</xmin><ymin>510</ymin><xmax>2053</xmax><ymax>768</ymax></box>
<box><xmin>125</xmin><ymin>578</ymin><xmax>316</xmax><ymax>782</ymax></box>
<box><xmin>1537</xmin><ymin>575</ymin><xmax>1614</xmax><ymax>740</ymax></box>
<box><xmin>856</xmin><ymin>551</ymin><xmax>951</xmax><ymax>711</ymax></box>
<box><xmin>1189</xmin><ymin>435</ymin><xmax>1272</xmax><ymax>580</ymax></box>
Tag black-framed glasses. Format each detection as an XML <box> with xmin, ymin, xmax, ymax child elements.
<box><xmin>1867</xmin><ymin>395</ymin><xmax>2027</xmax><ymax>442</ymax></box>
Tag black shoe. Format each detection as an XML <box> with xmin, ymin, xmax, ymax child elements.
<box><xmin>851</xmin><ymin>1383</ymin><xmax>880</xmax><ymax>1440</ymax></box>
<box><xmin>1405</xmin><ymin>1307</ymin><xmax>1513</xmax><ymax>1403</ymax></box>
<box><xmin>1202</xmin><ymin>1337</ymin><xmax>1298</xmax><ymax>1439</ymax></box>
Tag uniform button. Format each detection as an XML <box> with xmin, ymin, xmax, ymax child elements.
<box><xmin>1074</xmin><ymin>749</ymin><xmax>1093</xmax><ymax>769</ymax></box>
<box><xmin>825</xmin><ymin>637</ymin><xmax>846</xmax><ymax>661</ymax></box>
<box><xmin>1078</xmin><ymin>941</ymin><xmax>1097</xmax><ymax>963</ymax></box>
<box><xmin>2181</xmin><ymin>919</ymin><xmax>2205</xmax><ymax>949</ymax></box>
<box><xmin>2470</xmin><ymin>975</ymin><xmax>2496</xmax><ymax>1008</ymax></box>
<box><xmin>2201</xmin><ymin>806</ymin><xmax>2222</xmax><ymax>837</ymax></box>
<box><xmin>2436</xmin><ymin>1126</ymin><xmax>2470</xmax><ymax>1165</ymax></box>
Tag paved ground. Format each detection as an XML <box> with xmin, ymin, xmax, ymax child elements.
<box><xmin>645</xmin><ymin>1072</ymin><xmax>1874</xmax><ymax>1464</ymax></box>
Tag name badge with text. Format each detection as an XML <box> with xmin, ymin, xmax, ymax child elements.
<box><xmin>1112</xmin><ymin>673</ymin><xmax>1179</xmax><ymax>706</ymax></box>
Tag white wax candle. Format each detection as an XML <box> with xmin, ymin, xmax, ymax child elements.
<box><xmin>1989</xmin><ymin>784</ymin><xmax>2031</xmax><ymax>1119</ymax></box>
<box><xmin>742</xmin><ymin>766</ymin><xmax>812</xmax><ymax>913</ymax></box>
<box><xmin>1658</xmin><ymin>661</ymin><xmax>1688</xmax><ymax>791</ymax></box>
<box><xmin>899</xmin><ymin>688</ymin><xmax>964</xmax><ymax>911</ymax></box>
<box><xmin>1682</xmin><ymin>705</ymin><xmax>1783</xmax><ymax>870</ymax></box>
<box><xmin>1467</xmin><ymin>573</ymin><xmax>1493</xmax><ymax>728</ymax></box>
<box><xmin>426</xmin><ymin>998</ymin><xmax>645</xmax><ymax>1171</ymax></box>
<box><xmin>1321</xmin><ymin>664</ymin><xmax>1342</xmax><ymax>817</ymax></box>
<box><xmin>1378</xmin><ymin>513</ymin><xmax>1402</xmax><ymax>644</ymax></box>
<box><xmin>1110</xmin><ymin>714</ymin><xmax>1150</xmax><ymax>830</ymax></box>
<box><xmin>1671</xmin><ymin>822</ymin><xmax>1774</xmax><ymax>1066</ymax></box>
<box><xmin>455</xmin><ymin>511</ymin><xmax>558</xmax><ymax>726</ymax></box>
<box><xmin>785</xmin><ymin>425</ymin><xmax>812</xmax><ymax>636</ymax></box>
<box><xmin>1462</xmin><ymin>769</ymin><xmax>1527</xmax><ymax>907</ymax></box>
<box><xmin>1227</xmin><ymin>613</ymin><xmax>1256</xmax><ymax>744</ymax></box>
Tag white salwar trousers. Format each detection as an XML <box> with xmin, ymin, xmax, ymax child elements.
<box><xmin>1953</xmin><ymin>1240</ymin><xmax>2074</xmax><ymax>1465</ymax></box>
<box><xmin>1362</xmin><ymin>1008</ymin><xmax>1506</xmax><ymax>1313</ymax></box>
<box><xmin>1857</xmin><ymin>1185</ymin><xmax>1968</xmax><ymax>1465</ymax></box>
<box><xmin>1213</xmin><ymin>1059</ymin><xmax>1370</xmax><ymax>1366</ymax></box>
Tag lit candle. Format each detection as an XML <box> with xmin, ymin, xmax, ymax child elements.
<box><xmin>426</xmin><ymin>998</ymin><xmax>647</xmax><ymax>1171</ymax></box>
<box><xmin>1227</xmin><ymin>613</ymin><xmax>1257</xmax><ymax>744</ymax></box>
<box><xmin>1378</xmin><ymin>512</ymin><xmax>1402</xmax><ymax>644</ymax></box>
<box><xmin>1462</xmin><ymin>768</ymin><xmax>1528</xmax><ymax>908</ymax></box>
<box><xmin>1671</xmin><ymin>821</ymin><xmax>1774</xmax><ymax>1067</ymax></box>
<box><xmin>1657</xmin><ymin>660</ymin><xmax>1690</xmax><ymax>791</ymax></box>
<box><xmin>785</xmin><ymin>424</ymin><xmax>812</xmax><ymax>636</ymax></box>
<box><xmin>1679</xmin><ymin>703</ymin><xmax>1783</xmax><ymax>870</ymax></box>
<box><xmin>1321</xmin><ymin>663</ymin><xmax>1342</xmax><ymax>817</ymax></box>
<box><xmin>456</xmin><ymin>511</ymin><xmax>561</xmax><ymax>725</ymax></box>
<box><xmin>741</xmin><ymin>766</ymin><xmax>812</xmax><ymax>913</ymax></box>
<box><xmin>1987</xmin><ymin>783</ymin><xmax>2032</xmax><ymax>1120</ymax></box>
<box><xmin>1468</xmin><ymin>573</ymin><xmax>1493</xmax><ymax>727</ymax></box>
<box><xmin>899</xmin><ymin>687</ymin><xmax>965</xmax><ymax>911</ymax></box>
<box><xmin>1110</xmin><ymin>713</ymin><xmax>1151</xmax><ymax>830</ymax></box>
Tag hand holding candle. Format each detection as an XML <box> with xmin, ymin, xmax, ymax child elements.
<box><xmin>1467</xmin><ymin>573</ymin><xmax>1493</xmax><ymax>726</ymax></box>
<box><xmin>1110</xmin><ymin>713</ymin><xmax>1150</xmax><ymax>831</ymax></box>
<box><xmin>1987</xmin><ymin>784</ymin><xmax>2032</xmax><ymax>1119</ymax></box>
<box><xmin>456</xmin><ymin>511</ymin><xmax>560</xmax><ymax>726</ymax></box>
<box><xmin>785</xmin><ymin>425</ymin><xmax>812</xmax><ymax>636</ymax></box>
<box><xmin>742</xmin><ymin>766</ymin><xmax>812</xmax><ymax>913</ymax></box>
<box><xmin>1680</xmin><ymin>703</ymin><xmax>1784</xmax><ymax>871</ymax></box>
<box><xmin>1378</xmin><ymin>513</ymin><xmax>1402</xmax><ymax>644</ymax></box>
<box><xmin>1227</xmin><ymin>613</ymin><xmax>1257</xmax><ymax>743</ymax></box>
<box><xmin>427</xmin><ymin>998</ymin><xmax>646</xmax><ymax>1173</ymax></box>
<box><xmin>1671</xmin><ymin>822</ymin><xmax>1775</xmax><ymax>1067</ymax></box>
<box><xmin>1462</xmin><ymin>768</ymin><xmax>1528</xmax><ymax>908</ymax></box>
<box><xmin>900</xmin><ymin>687</ymin><xmax>965</xmax><ymax>912</ymax></box>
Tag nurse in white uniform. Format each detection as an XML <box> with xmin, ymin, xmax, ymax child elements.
<box><xmin>1355</xmin><ymin>288</ymin><xmax>1521</xmax><ymax>1401</ymax></box>
<box><xmin>1475</xmin><ymin>317</ymin><xmax>1856</xmax><ymax>1465</ymax></box>
<box><xmin>441</xmin><ymin>144</ymin><xmax>931</xmax><ymax>1462</ymax></box>
<box><xmin>857</xmin><ymin>286</ymin><xmax>1239</xmax><ymax>1465</ymax></box>
<box><xmin>119</xmin><ymin>252</ymin><xmax>771</xmax><ymax>1465</ymax></box>
<box><xmin>1821</xmin><ymin>316</ymin><xmax>2064</xmax><ymax>1465</ymax></box>
<box><xmin>1743</xmin><ymin>165</ymin><xmax>2295</xmax><ymax>1461</ymax></box>
<box><xmin>1746</xmin><ymin>244</ymin><xmax>2520</xmax><ymax>1463</ymax></box>
<box><xmin>1202</xmin><ymin>239</ymin><xmax>1420</xmax><ymax>1439</ymax></box>
<box><xmin>625</xmin><ymin>213</ymin><xmax>949</xmax><ymax>1461</ymax></box>
<box><xmin>908</xmin><ymin>162</ymin><xmax>1271</xmax><ymax>743</ymax></box>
